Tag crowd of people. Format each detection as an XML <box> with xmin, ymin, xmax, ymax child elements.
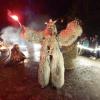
<box><xmin>77</xmin><ymin>34</ymin><xmax>100</xmax><ymax>59</ymax></box>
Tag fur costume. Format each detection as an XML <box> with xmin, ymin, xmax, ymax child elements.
<box><xmin>62</xmin><ymin>43</ymin><xmax>77</xmax><ymax>70</ymax></box>
<box><xmin>38</xmin><ymin>35</ymin><xmax>65</xmax><ymax>88</ymax></box>
<box><xmin>20</xmin><ymin>19</ymin><xmax>82</xmax><ymax>88</ymax></box>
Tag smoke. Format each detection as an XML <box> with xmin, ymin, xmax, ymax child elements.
<box><xmin>1</xmin><ymin>26</ymin><xmax>23</xmax><ymax>44</ymax></box>
<box><xmin>0</xmin><ymin>26</ymin><xmax>29</xmax><ymax>58</ymax></box>
<box><xmin>0</xmin><ymin>26</ymin><xmax>41</xmax><ymax>62</ymax></box>
<box><xmin>28</xmin><ymin>15</ymin><xmax>50</xmax><ymax>30</ymax></box>
<box><xmin>22</xmin><ymin>8</ymin><xmax>49</xmax><ymax>30</ymax></box>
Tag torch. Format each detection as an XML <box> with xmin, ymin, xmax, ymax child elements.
<box><xmin>7</xmin><ymin>10</ymin><xmax>26</xmax><ymax>38</ymax></box>
<box><xmin>7</xmin><ymin>10</ymin><xmax>22</xmax><ymax>27</ymax></box>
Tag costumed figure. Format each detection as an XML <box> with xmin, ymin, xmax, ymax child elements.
<box><xmin>38</xmin><ymin>19</ymin><xmax>65</xmax><ymax>88</ymax></box>
<box><xmin>59</xmin><ymin>20</ymin><xmax>82</xmax><ymax>70</ymax></box>
<box><xmin>10</xmin><ymin>44</ymin><xmax>26</xmax><ymax>64</ymax></box>
<box><xmin>22</xmin><ymin>19</ymin><xmax>83</xmax><ymax>88</ymax></box>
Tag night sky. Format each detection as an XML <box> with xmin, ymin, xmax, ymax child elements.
<box><xmin>0</xmin><ymin>0</ymin><xmax>100</xmax><ymax>34</ymax></box>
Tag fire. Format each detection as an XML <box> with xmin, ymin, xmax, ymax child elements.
<box><xmin>10</xmin><ymin>15</ymin><xmax>18</xmax><ymax>21</ymax></box>
<box><xmin>7</xmin><ymin>10</ymin><xmax>21</xmax><ymax>26</ymax></box>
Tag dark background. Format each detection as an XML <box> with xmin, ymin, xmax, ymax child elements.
<box><xmin>0</xmin><ymin>0</ymin><xmax>100</xmax><ymax>35</ymax></box>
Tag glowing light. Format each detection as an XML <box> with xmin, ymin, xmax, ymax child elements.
<box><xmin>10</xmin><ymin>15</ymin><xmax>18</xmax><ymax>21</ymax></box>
<box><xmin>95</xmin><ymin>47</ymin><xmax>100</xmax><ymax>51</ymax></box>
<box><xmin>77</xmin><ymin>43</ymin><xmax>100</xmax><ymax>53</ymax></box>
<box><xmin>8</xmin><ymin>10</ymin><xmax>21</xmax><ymax>26</ymax></box>
<box><xmin>10</xmin><ymin>15</ymin><xmax>21</xmax><ymax>26</ymax></box>
<box><xmin>77</xmin><ymin>44</ymin><xmax>94</xmax><ymax>52</ymax></box>
<box><xmin>0</xmin><ymin>46</ymin><xmax>7</xmax><ymax>50</ymax></box>
<box><xmin>33</xmin><ymin>43</ymin><xmax>41</xmax><ymax>62</ymax></box>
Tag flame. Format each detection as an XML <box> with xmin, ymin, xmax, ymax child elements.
<box><xmin>7</xmin><ymin>10</ymin><xmax>21</xmax><ymax>26</ymax></box>
<box><xmin>10</xmin><ymin>15</ymin><xmax>18</xmax><ymax>21</ymax></box>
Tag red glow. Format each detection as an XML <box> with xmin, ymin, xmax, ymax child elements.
<box><xmin>10</xmin><ymin>15</ymin><xmax>18</xmax><ymax>21</ymax></box>
<box><xmin>7</xmin><ymin>10</ymin><xmax>22</xmax><ymax>26</ymax></box>
<box><xmin>8</xmin><ymin>10</ymin><xmax>20</xmax><ymax>22</ymax></box>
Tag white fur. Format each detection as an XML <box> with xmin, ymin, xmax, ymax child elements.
<box><xmin>38</xmin><ymin>40</ymin><xmax>65</xmax><ymax>88</ymax></box>
<box><xmin>51</xmin><ymin>47</ymin><xmax>65</xmax><ymax>88</ymax></box>
<box><xmin>59</xmin><ymin>20</ymin><xmax>83</xmax><ymax>46</ymax></box>
<box><xmin>38</xmin><ymin>55</ymin><xmax>50</xmax><ymax>88</ymax></box>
